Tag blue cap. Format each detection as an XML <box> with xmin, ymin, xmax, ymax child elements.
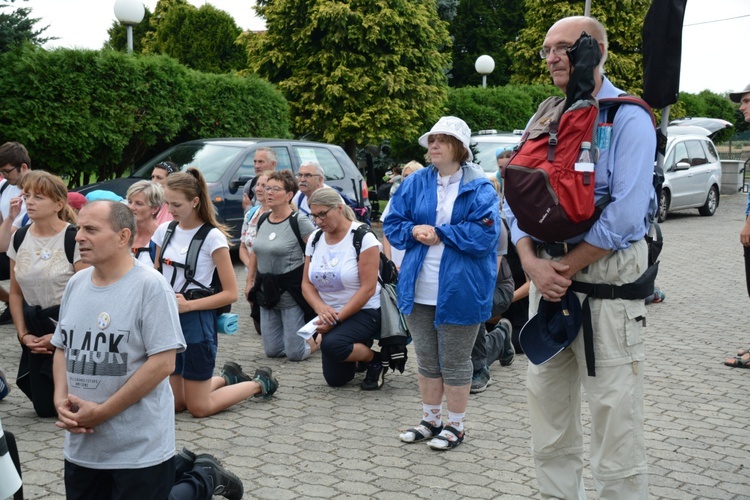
<box><xmin>520</xmin><ymin>290</ymin><xmax>582</xmax><ymax>365</ymax></box>
<box><xmin>85</xmin><ymin>190</ymin><xmax>123</xmax><ymax>202</ymax></box>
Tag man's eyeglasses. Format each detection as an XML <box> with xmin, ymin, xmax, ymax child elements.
<box><xmin>0</xmin><ymin>166</ymin><xmax>19</xmax><ymax>176</ymax></box>
<box><xmin>539</xmin><ymin>44</ymin><xmax>572</xmax><ymax>60</ymax></box>
<box><xmin>264</xmin><ymin>186</ymin><xmax>285</xmax><ymax>193</ymax></box>
<box><xmin>297</xmin><ymin>173</ymin><xmax>320</xmax><ymax>179</ymax></box>
<box><xmin>310</xmin><ymin>207</ymin><xmax>333</xmax><ymax>220</ymax></box>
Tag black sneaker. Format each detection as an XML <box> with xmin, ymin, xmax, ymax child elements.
<box><xmin>0</xmin><ymin>306</ymin><xmax>12</xmax><ymax>325</ymax></box>
<box><xmin>470</xmin><ymin>366</ymin><xmax>492</xmax><ymax>394</ymax></box>
<box><xmin>174</xmin><ymin>447</ymin><xmax>196</xmax><ymax>479</ymax></box>
<box><xmin>220</xmin><ymin>362</ymin><xmax>251</xmax><ymax>386</ymax></box>
<box><xmin>194</xmin><ymin>454</ymin><xmax>244</xmax><ymax>500</ymax></box>
<box><xmin>361</xmin><ymin>359</ymin><xmax>385</xmax><ymax>391</ymax></box>
<box><xmin>252</xmin><ymin>367</ymin><xmax>278</xmax><ymax>399</ymax></box>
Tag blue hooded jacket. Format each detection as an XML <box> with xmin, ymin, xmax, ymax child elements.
<box><xmin>383</xmin><ymin>162</ymin><xmax>500</xmax><ymax>326</ymax></box>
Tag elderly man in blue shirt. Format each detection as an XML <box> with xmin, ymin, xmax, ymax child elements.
<box><xmin>504</xmin><ymin>16</ymin><xmax>656</xmax><ymax>499</ymax></box>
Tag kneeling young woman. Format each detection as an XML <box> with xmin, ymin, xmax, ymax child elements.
<box><xmin>154</xmin><ymin>168</ymin><xmax>278</xmax><ymax>418</ymax></box>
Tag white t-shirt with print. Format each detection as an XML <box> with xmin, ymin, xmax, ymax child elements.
<box><xmin>305</xmin><ymin>221</ymin><xmax>381</xmax><ymax>310</ymax></box>
<box><xmin>152</xmin><ymin>222</ymin><xmax>229</xmax><ymax>293</ymax></box>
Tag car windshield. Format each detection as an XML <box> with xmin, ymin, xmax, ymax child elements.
<box><xmin>471</xmin><ymin>138</ymin><xmax>520</xmax><ymax>173</ymax></box>
<box><xmin>132</xmin><ymin>143</ymin><xmax>249</xmax><ymax>183</ymax></box>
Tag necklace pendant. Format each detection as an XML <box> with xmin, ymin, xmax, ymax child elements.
<box><xmin>269</xmin><ymin>232</ymin><xmax>277</xmax><ymax>241</ymax></box>
<box><xmin>39</xmin><ymin>248</ymin><xmax>52</xmax><ymax>260</ymax></box>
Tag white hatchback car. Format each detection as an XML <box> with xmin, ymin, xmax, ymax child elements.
<box><xmin>657</xmin><ymin>126</ymin><xmax>722</xmax><ymax>222</ymax></box>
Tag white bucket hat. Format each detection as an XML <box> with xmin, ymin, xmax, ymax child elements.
<box><xmin>418</xmin><ymin>116</ymin><xmax>473</xmax><ymax>162</ymax></box>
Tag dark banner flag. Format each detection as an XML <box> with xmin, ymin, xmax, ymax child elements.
<box><xmin>642</xmin><ymin>0</ymin><xmax>689</xmax><ymax>109</ymax></box>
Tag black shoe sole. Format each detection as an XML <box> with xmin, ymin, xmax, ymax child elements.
<box><xmin>194</xmin><ymin>454</ymin><xmax>244</xmax><ymax>500</ymax></box>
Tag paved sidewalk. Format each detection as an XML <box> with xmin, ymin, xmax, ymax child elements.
<box><xmin>1</xmin><ymin>193</ymin><xmax>750</xmax><ymax>499</ymax></box>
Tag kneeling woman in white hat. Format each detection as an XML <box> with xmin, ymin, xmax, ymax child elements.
<box><xmin>383</xmin><ymin>116</ymin><xmax>500</xmax><ymax>450</ymax></box>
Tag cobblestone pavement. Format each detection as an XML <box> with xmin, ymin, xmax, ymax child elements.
<box><xmin>1</xmin><ymin>193</ymin><xmax>750</xmax><ymax>499</ymax></box>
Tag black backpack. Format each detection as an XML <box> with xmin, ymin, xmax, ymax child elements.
<box><xmin>13</xmin><ymin>224</ymin><xmax>77</xmax><ymax>265</ymax></box>
<box><xmin>310</xmin><ymin>224</ymin><xmax>397</xmax><ymax>285</ymax></box>
<box><xmin>157</xmin><ymin>221</ymin><xmax>230</xmax><ymax>315</ymax></box>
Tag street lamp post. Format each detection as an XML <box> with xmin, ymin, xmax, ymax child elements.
<box><xmin>475</xmin><ymin>55</ymin><xmax>495</xmax><ymax>89</ymax></box>
<box><xmin>114</xmin><ymin>0</ymin><xmax>145</xmax><ymax>54</ymax></box>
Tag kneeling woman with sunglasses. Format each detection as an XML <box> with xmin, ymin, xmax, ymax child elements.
<box><xmin>301</xmin><ymin>188</ymin><xmax>383</xmax><ymax>390</ymax></box>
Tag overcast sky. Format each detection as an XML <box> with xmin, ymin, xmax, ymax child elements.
<box><xmin>15</xmin><ymin>0</ymin><xmax>750</xmax><ymax>96</ymax></box>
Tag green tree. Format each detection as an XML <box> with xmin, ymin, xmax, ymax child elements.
<box><xmin>436</xmin><ymin>0</ymin><xmax>459</xmax><ymax>21</ymax></box>
<box><xmin>105</xmin><ymin>8</ymin><xmax>153</xmax><ymax>53</ymax></box>
<box><xmin>673</xmin><ymin>90</ymin><xmax>739</xmax><ymax>144</ymax></box>
<box><xmin>0</xmin><ymin>0</ymin><xmax>52</xmax><ymax>52</ymax></box>
<box><xmin>450</xmin><ymin>0</ymin><xmax>525</xmax><ymax>87</ymax></box>
<box><xmin>507</xmin><ymin>0</ymin><xmax>649</xmax><ymax>95</ymax></box>
<box><xmin>141</xmin><ymin>0</ymin><xmax>246</xmax><ymax>73</ymax></box>
<box><xmin>247</xmin><ymin>0</ymin><xmax>451</xmax><ymax>161</ymax></box>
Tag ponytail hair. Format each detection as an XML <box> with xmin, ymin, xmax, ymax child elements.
<box><xmin>166</xmin><ymin>168</ymin><xmax>231</xmax><ymax>239</ymax></box>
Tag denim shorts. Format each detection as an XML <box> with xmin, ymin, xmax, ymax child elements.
<box><xmin>174</xmin><ymin>310</ymin><xmax>217</xmax><ymax>381</ymax></box>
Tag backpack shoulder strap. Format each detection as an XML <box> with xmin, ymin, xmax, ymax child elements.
<box><xmin>351</xmin><ymin>224</ymin><xmax>373</xmax><ymax>261</ymax></box>
<box><xmin>0</xmin><ymin>181</ymin><xmax>9</xmax><ymax>197</ymax></box>
<box><xmin>289</xmin><ymin>212</ymin><xmax>306</xmax><ymax>252</ymax></box>
<box><xmin>184</xmin><ymin>223</ymin><xmax>213</xmax><ymax>282</ymax></box>
<box><xmin>310</xmin><ymin>229</ymin><xmax>324</xmax><ymax>252</ymax></box>
<box><xmin>12</xmin><ymin>224</ymin><xmax>31</xmax><ymax>254</ymax></box>
<box><xmin>149</xmin><ymin>240</ymin><xmax>157</xmax><ymax>262</ymax></box>
<box><xmin>297</xmin><ymin>192</ymin><xmax>309</xmax><ymax>215</ymax></box>
<box><xmin>64</xmin><ymin>225</ymin><xmax>77</xmax><ymax>265</ymax></box>
<box><xmin>256</xmin><ymin>211</ymin><xmax>271</xmax><ymax>233</ymax></box>
<box><xmin>599</xmin><ymin>95</ymin><xmax>655</xmax><ymax>126</ymax></box>
<box><xmin>157</xmin><ymin>220</ymin><xmax>179</xmax><ymax>271</ymax></box>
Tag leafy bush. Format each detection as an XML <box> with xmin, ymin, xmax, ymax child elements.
<box><xmin>0</xmin><ymin>45</ymin><xmax>289</xmax><ymax>186</ymax></box>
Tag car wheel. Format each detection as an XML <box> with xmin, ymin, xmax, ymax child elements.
<box><xmin>698</xmin><ymin>185</ymin><xmax>719</xmax><ymax>216</ymax></box>
<box><xmin>657</xmin><ymin>189</ymin><xmax>669</xmax><ymax>223</ymax></box>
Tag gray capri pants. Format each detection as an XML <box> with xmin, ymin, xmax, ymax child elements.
<box><xmin>405</xmin><ymin>303</ymin><xmax>481</xmax><ymax>386</ymax></box>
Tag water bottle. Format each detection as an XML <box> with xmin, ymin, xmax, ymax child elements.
<box><xmin>576</xmin><ymin>141</ymin><xmax>594</xmax><ymax>185</ymax></box>
<box><xmin>578</xmin><ymin>142</ymin><xmax>592</xmax><ymax>163</ymax></box>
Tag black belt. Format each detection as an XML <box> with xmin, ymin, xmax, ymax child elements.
<box><xmin>539</xmin><ymin>242</ymin><xmax>578</xmax><ymax>257</ymax></box>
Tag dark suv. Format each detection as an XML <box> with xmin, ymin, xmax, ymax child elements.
<box><xmin>77</xmin><ymin>138</ymin><xmax>370</xmax><ymax>243</ymax></box>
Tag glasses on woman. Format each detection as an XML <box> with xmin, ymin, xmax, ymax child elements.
<box><xmin>264</xmin><ymin>186</ymin><xmax>285</xmax><ymax>193</ymax></box>
<box><xmin>310</xmin><ymin>207</ymin><xmax>333</xmax><ymax>220</ymax></box>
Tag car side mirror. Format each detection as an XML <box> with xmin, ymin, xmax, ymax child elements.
<box><xmin>229</xmin><ymin>175</ymin><xmax>254</xmax><ymax>192</ymax></box>
<box><xmin>675</xmin><ymin>161</ymin><xmax>690</xmax><ymax>171</ymax></box>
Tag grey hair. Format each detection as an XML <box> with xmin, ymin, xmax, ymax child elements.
<box><xmin>553</xmin><ymin>16</ymin><xmax>609</xmax><ymax>74</ymax></box>
<box><xmin>308</xmin><ymin>187</ymin><xmax>355</xmax><ymax>222</ymax></box>
<box><xmin>299</xmin><ymin>161</ymin><xmax>325</xmax><ymax>178</ymax></box>
<box><xmin>255</xmin><ymin>147</ymin><xmax>278</xmax><ymax>164</ymax></box>
<box><xmin>127</xmin><ymin>180</ymin><xmax>164</xmax><ymax>211</ymax></box>
<box><xmin>86</xmin><ymin>200</ymin><xmax>136</xmax><ymax>247</ymax></box>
